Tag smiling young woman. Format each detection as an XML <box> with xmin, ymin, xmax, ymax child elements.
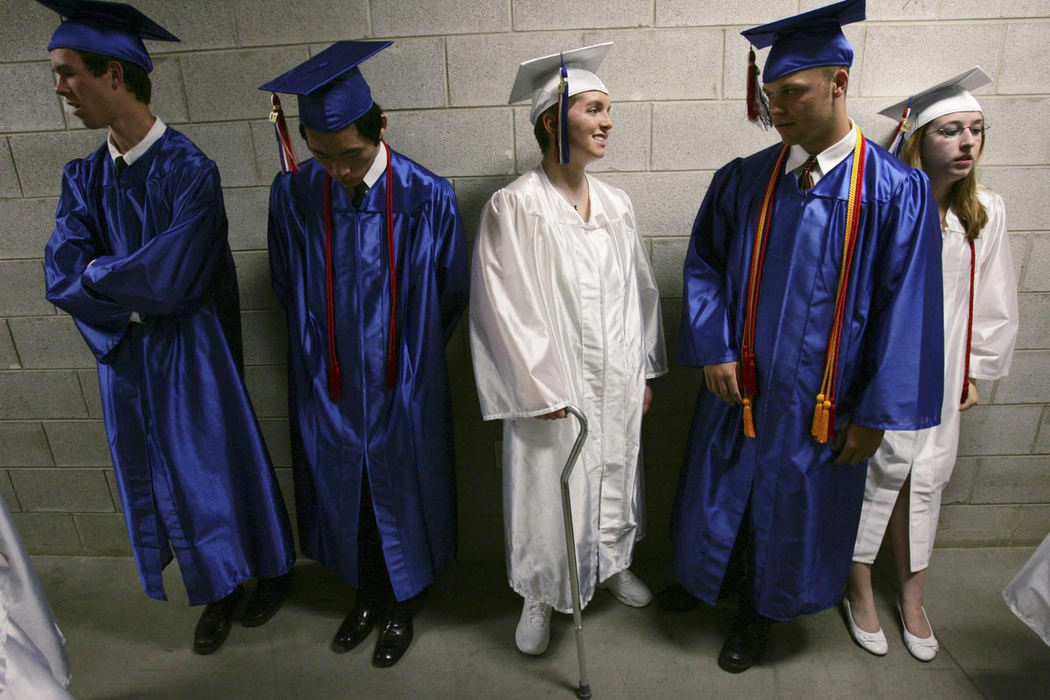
<box><xmin>469</xmin><ymin>43</ymin><xmax>667</xmax><ymax>657</ymax></box>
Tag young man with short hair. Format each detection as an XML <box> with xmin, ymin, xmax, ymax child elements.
<box><xmin>262</xmin><ymin>41</ymin><xmax>468</xmax><ymax>668</ymax></box>
<box><xmin>40</xmin><ymin>0</ymin><xmax>295</xmax><ymax>655</ymax></box>
<box><xmin>667</xmin><ymin>0</ymin><xmax>944</xmax><ymax>673</ymax></box>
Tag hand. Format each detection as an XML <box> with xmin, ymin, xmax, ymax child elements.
<box><xmin>832</xmin><ymin>421</ymin><xmax>885</xmax><ymax>465</ymax></box>
<box><xmin>537</xmin><ymin>409</ymin><xmax>567</xmax><ymax>420</ymax></box>
<box><xmin>703</xmin><ymin>362</ymin><xmax>742</xmax><ymax>406</ymax></box>
<box><xmin>643</xmin><ymin>385</ymin><xmax>653</xmax><ymax>415</ymax></box>
<box><xmin>959</xmin><ymin>379</ymin><xmax>978</xmax><ymax>411</ymax></box>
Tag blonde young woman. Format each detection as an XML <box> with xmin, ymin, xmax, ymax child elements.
<box><xmin>844</xmin><ymin>68</ymin><xmax>1019</xmax><ymax>661</ymax></box>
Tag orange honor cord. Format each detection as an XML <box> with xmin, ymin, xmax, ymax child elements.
<box><xmin>810</xmin><ymin>129</ymin><xmax>867</xmax><ymax>443</ymax></box>
<box><xmin>960</xmin><ymin>239</ymin><xmax>976</xmax><ymax>403</ymax></box>
<box><xmin>740</xmin><ymin>145</ymin><xmax>790</xmax><ymax>438</ymax></box>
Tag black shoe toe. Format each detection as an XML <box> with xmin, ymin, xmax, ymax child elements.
<box><xmin>372</xmin><ymin>618</ymin><xmax>413</xmax><ymax>668</ymax></box>
<box><xmin>332</xmin><ymin>605</ymin><xmax>378</xmax><ymax>653</ymax></box>
<box><xmin>717</xmin><ymin>615</ymin><xmax>771</xmax><ymax>674</ymax></box>
<box><xmin>193</xmin><ymin>587</ymin><xmax>244</xmax><ymax>655</ymax></box>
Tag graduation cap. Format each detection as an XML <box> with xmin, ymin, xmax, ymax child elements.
<box><xmin>37</xmin><ymin>0</ymin><xmax>179</xmax><ymax>73</ymax></box>
<box><xmin>880</xmin><ymin>67</ymin><xmax>991</xmax><ymax>155</ymax></box>
<box><xmin>740</xmin><ymin>0</ymin><xmax>864</xmax><ymax>126</ymax></box>
<box><xmin>509</xmin><ymin>42</ymin><xmax>612</xmax><ymax>164</ymax></box>
<box><xmin>259</xmin><ymin>41</ymin><xmax>392</xmax><ymax>134</ymax></box>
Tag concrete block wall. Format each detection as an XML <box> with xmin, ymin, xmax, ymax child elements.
<box><xmin>1</xmin><ymin>0</ymin><xmax>1047</xmax><ymax>560</ymax></box>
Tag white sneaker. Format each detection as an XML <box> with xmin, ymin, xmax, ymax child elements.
<box><xmin>515</xmin><ymin>598</ymin><xmax>552</xmax><ymax>655</ymax></box>
<box><xmin>600</xmin><ymin>569</ymin><xmax>653</xmax><ymax>608</ymax></box>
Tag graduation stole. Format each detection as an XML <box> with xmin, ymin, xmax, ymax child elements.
<box><xmin>960</xmin><ymin>239</ymin><xmax>976</xmax><ymax>403</ymax></box>
<box><xmin>740</xmin><ymin>128</ymin><xmax>867</xmax><ymax>444</ymax></box>
<box><xmin>322</xmin><ymin>141</ymin><xmax>398</xmax><ymax>400</ymax></box>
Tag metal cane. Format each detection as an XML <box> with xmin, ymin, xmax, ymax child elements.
<box><xmin>560</xmin><ymin>405</ymin><xmax>591</xmax><ymax>699</ymax></box>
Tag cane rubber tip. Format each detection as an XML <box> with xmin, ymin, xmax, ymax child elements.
<box><xmin>576</xmin><ymin>684</ymin><xmax>592</xmax><ymax>699</ymax></box>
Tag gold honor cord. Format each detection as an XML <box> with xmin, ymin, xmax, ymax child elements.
<box><xmin>739</xmin><ymin>128</ymin><xmax>867</xmax><ymax>444</ymax></box>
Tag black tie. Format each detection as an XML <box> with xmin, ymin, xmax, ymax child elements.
<box><xmin>798</xmin><ymin>155</ymin><xmax>818</xmax><ymax>191</ymax></box>
<box><xmin>114</xmin><ymin>156</ymin><xmax>128</xmax><ymax>177</ymax></box>
<box><xmin>352</xmin><ymin>182</ymin><xmax>368</xmax><ymax>208</ymax></box>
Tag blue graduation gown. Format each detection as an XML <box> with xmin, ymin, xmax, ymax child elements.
<box><xmin>44</xmin><ymin>128</ymin><xmax>295</xmax><ymax>606</ymax></box>
<box><xmin>672</xmin><ymin>141</ymin><xmax>943</xmax><ymax>620</ymax></box>
<box><xmin>267</xmin><ymin>151</ymin><xmax>467</xmax><ymax>601</ymax></box>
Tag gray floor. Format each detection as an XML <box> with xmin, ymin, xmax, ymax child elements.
<box><xmin>34</xmin><ymin>547</ymin><xmax>1049</xmax><ymax>699</ymax></box>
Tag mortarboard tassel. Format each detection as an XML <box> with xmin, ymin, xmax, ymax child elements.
<box><xmin>886</xmin><ymin>101</ymin><xmax>912</xmax><ymax>158</ymax></box>
<box><xmin>557</xmin><ymin>54</ymin><xmax>571</xmax><ymax>164</ymax></box>
<box><xmin>269</xmin><ymin>93</ymin><xmax>300</xmax><ymax>174</ymax></box>
<box><xmin>746</xmin><ymin>47</ymin><xmax>771</xmax><ymax>128</ymax></box>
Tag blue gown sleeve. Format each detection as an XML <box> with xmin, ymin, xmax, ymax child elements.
<box><xmin>78</xmin><ymin>164</ymin><xmax>229</xmax><ymax>318</ymax></box>
<box><xmin>267</xmin><ymin>174</ymin><xmax>293</xmax><ymax>311</ymax></box>
<box><xmin>431</xmin><ymin>181</ymin><xmax>469</xmax><ymax>345</ymax></box>
<box><xmin>848</xmin><ymin>168</ymin><xmax>944</xmax><ymax>430</ymax></box>
<box><xmin>679</xmin><ymin>160</ymin><xmax>742</xmax><ymax>368</ymax></box>
<box><xmin>44</xmin><ymin>162</ymin><xmax>134</xmax><ymax>362</ymax></box>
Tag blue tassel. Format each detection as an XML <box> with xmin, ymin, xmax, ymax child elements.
<box><xmin>557</xmin><ymin>55</ymin><xmax>570</xmax><ymax>164</ymax></box>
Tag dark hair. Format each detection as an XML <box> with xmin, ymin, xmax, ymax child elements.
<box><xmin>76</xmin><ymin>49</ymin><xmax>151</xmax><ymax>104</ymax></box>
<box><xmin>532</xmin><ymin>96</ymin><xmax>583</xmax><ymax>154</ymax></box>
<box><xmin>298</xmin><ymin>101</ymin><xmax>385</xmax><ymax>145</ymax></box>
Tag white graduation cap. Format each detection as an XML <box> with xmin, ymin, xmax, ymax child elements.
<box><xmin>880</xmin><ymin>66</ymin><xmax>991</xmax><ymax>155</ymax></box>
<box><xmin>509</xmin><ymin>42</ymin><xmax>611</xmax><ymax>123</ymax></box>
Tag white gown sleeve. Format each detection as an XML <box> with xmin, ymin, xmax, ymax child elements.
<box><xmin>969</xmin><ymin>191</ymin><xmax>1019</xmax><ymax>380</ymax></box>
<box><xmin>469</xmin><ymin>189</ymin><xmax>572</xmax><ymax>420</ymax></box>
<box><xmin>625</xmin><ymin>198</ymin><xmax>668</xmax><ymax>380</ymax></box>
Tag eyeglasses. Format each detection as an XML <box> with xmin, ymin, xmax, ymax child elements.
<box><xmin>929</xmin><ymin>124</ymin><xmax>989</xmax><ymax>139</ymax></box>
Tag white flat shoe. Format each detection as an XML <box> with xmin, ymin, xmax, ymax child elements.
<box><xmin>599</xmin><ymin>569</ymin><xmax>653</xmax><ymax>608</ymax></box>
<box><xmin>898</xmin><ymin>604</ymin><xmax>938</xmax><ymax>662</ymax></box>
<box><xmin>841</xmin><ymin>597</ymin><xmax>887</xmax><ymax>655</ymax></box>
<box><xmin>515</xmin><ymin>597</ymin><xmax>552</xmax><ymax>655</ymax></box>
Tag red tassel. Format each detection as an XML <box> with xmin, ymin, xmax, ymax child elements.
<box><xmin>825</xmin><ymin>402</ymin><xmax>836</xmax><ymax>444</ymax></box>
<box><xmin>746</xmin><ymin>47</ymin><xmax>771</xmax><ymax>128</ymax></box>
<box><xmin>740</xmin><ymin>352</ymin><xmax>758</xmax><ymax>397</ymax></box>
<box><xmin>327</xmin><ymin>360</ymin><xmax>343</xmax><ymax>400</ymax></box>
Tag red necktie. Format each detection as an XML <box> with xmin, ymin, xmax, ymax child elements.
<box><xmin>798</xmin><ymin>155</ymin><xmax>818</xmax><ymax>191</ymax></box>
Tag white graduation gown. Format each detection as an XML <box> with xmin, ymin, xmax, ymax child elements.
<box><xmin>853</xmin><ymin>189</ymin><xmax>1018</xmax><ymax>571</ymax></box>
<box><xmin>0</xmin><ymin>497</ymin><xmax>72</xmax><ymax>699</ymax></box>
<box><xmin>470</xmin><ymin>168</ymin><xmax>667</xmax><ymax>613</ymax></box>
<box><xmin>1003</xmin><ymin>531</ymin><xmax>1050</xmax><ymax>647</ymax></box>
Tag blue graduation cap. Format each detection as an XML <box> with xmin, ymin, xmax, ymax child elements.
<box><xmin>36</xmin><ymin>0</ymin><xmax>179</xmax><ymax>73</ymax></box>
<box><xmin>259</xmin><ymin>41</ymin><xmax>392</xmax><ymax>134</ymax></box>
<box><xmin>741</xmin><ymin>0</ymin><xmax>865</xmax><ymax>83</ymax></box>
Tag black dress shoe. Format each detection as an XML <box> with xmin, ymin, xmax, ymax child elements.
<box><xmin>655</xmin><ymin>582</ymin><xmax>702</xmax><ymax>613</ymax></box>
<box><xmin>717</xmin><ymin>614</ymin><xmax>772</xmax><ymax>673</ymax></box>
<box><xmin>372</xmin><ymin>617</ymin><xmax>414</xmax><ymax>667</ymax></box>
<box><xmin>242</xmin><ymin>571</ymin><xmax>293</xmax><ymax>628</ymax></box>
<box><xmin>332</xmin><ymin>604</ymin><xmax>379</xmax><ymax>653</ymax></box>
<box><xmin>193</xmin><ymin>586</ymin><xmax>245</xmax><ymax>655</ymax></box>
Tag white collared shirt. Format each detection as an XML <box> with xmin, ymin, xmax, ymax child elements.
<box><xmin>107</xmin><ymin>116</ymin><xmax>167</xmax><ymax>167</ymax></box>
<box><xmin>783</xmin><ymin>119</ymin><xmax>857</xmax><ymax>187</ymax></box>
<box><xmin>361</xmin><ymin>141</ymin><xmax>388</xmax><ymax>191</ymax></box>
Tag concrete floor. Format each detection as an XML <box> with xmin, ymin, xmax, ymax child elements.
<box><xmin>33</xmin><ymin>547</ymin><xmax>1049</xmax><ymax>699</ymax></box>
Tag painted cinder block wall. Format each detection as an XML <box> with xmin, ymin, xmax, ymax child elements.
<box><xmin>1</xmin><ymin>0</ymin><xmax>1047</xmax><ymax>561</ymax></box>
